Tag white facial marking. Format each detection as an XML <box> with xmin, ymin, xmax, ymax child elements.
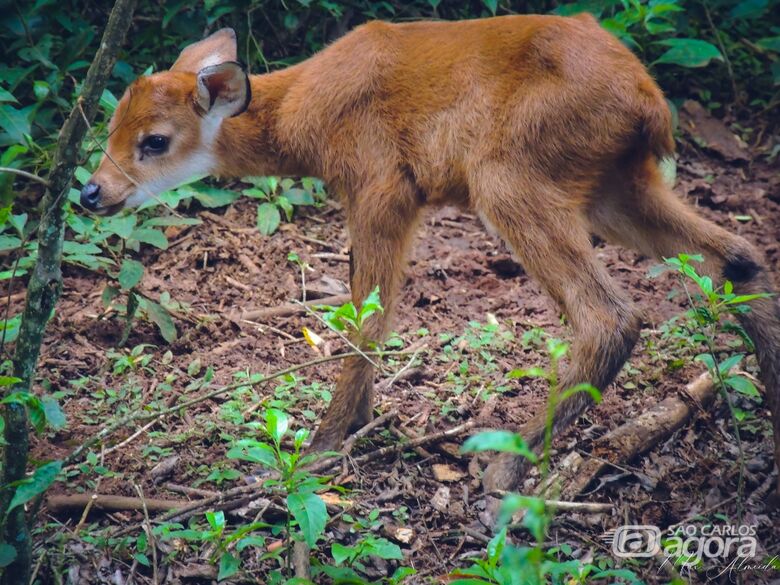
<box><xmin>124</xmin><ymin>112</ymin><xmax>223</xmax><ymax>208</ymax></box>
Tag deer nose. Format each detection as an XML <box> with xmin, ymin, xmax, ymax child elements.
<box><xmin>80</xmin><ymin>182</ymin><xmax>102</xmax><ymax>210</ymax></box>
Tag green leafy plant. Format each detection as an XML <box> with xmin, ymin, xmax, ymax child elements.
<box><xmin>244</xmin><ymin>176</ymin><xmax>326</xmax><ymax>235</ymax></box>
<box><xmin>226</xmin><ymin>408</ymin><xmax>330</xmax><ymax>579</ymax></box>
<box><xmin>318</xmin><ymin>286</ymin><xmax>383</xmax><ymax>341</ymax></box>
<box><xmin>653</xmin><ymin>253</ymin><xmax>772</xmax><ymax>523</ymax></box>
<box><xmin>155</xmin><ymin>510</ymin><xmax>269</xmax><ymax>581</ymax></box>
<box><xmin>456</xmin><ymin>338</ymin><xmax>627</xmax><ymax>584</ymax></box>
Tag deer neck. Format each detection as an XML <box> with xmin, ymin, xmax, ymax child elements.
<box><xmin>214</xmin><ymin>66</ymin><xmax>313</xmax><ymax>180</ymax></box>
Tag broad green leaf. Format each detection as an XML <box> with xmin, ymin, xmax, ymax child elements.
<box><xmin>389</xmin><ymin>566</ymin><xmax>417</xmax><ymax>584</ymax></box>
<box><xmin>0</xmin><ymin>88</ymin><xmax>18</xmax><ymax>104</ymax></box>
<box><xmin>0</xmin><ymin>543</ymin><xmax>16</xmax><ymax>568</ymax></box>
<box><xmin>64</xmin><ymin>253</ymin><xmax>114</xmax><ymax>271</ymax></box>
<box><xmin>461</xmin><ymin>431</ymin><xmax>538</xmax><ymax>462</ymax></box>
<box><xmin>507</xmin><ymin>366</ymin><xmax>547</xmax><ymax>379</ymax></box>
<box><xmin>756</xmin><ymin>36</ymin><xmax>780</xmax><ymax>52</ymax></box>
<box><xmin>0</xmin><ymin>376</ymin><xmax>21</xmax><ymax>387</ymax></box>
<box><xmin>499</xmin><ymin>494</ymin><xmax>547</xmax><ymax>537</ymax></box>
<box><xmin>118</xmin><ymin>259</ymin><xmax>144</xmax><ymax>290</ymax></box>
<box><xmin>217</xmin><ymin>552</ymin><xmax>240</xmax><ymax>581</ymax></box>
<box><xmin>331</xmin><ymin>542</ymin><xmax>356</xmax><ymax>565</ymax></box>
<box><xmin>695</xmin><ymin>353</ymin><xmax>717</xmax><ymax>372</ymax></box>
<box><xmin>482</xmin><ymin>0</ymin><xmax>498</xmax><ymax>14</ymax></box>
<box><xmin>283</xmin><ymin>188</ymin><xmax>315</xmax><ymax>206</ymax></box>
<box><xmin>7</xmin><ymin>460</ymin><xmax>62</xmax><ymax>514</ymax></box>
<box><xmin>0</xmin><ymin>104</ymin><xmax>31</xmax><ymax>144</ymax></box>
<box><xmin>129</xmin><ymin>228</ymin><xmax>169</xmax><ymax>250</ymax></box>
<box><xmin>193</xmin><ymin>186</ymin><xmax>240</xmax><ymax>208</ymax></box>
<box><xmin>99</xmin><ymin>88</ymin><xmax>119</xmax><ymax>113</ymax></box>
<box><xmin>62</xmin><ymin>241</ymin><xmax>102</xmax><ymax>255</ymax></box>
<box><xmin>448</xmin><ymin>578</ymin><xmax>495</xmax><ymax>585</ymax></box>
<box><xmin>144</xmin><ymin>300</ymin><xmax>177</xmax><ymax>343</ymax></box>
<box><xmin>0</xmin><ymin>234</ymin><xmax>21</xmax><ymax>251</ymax></box>
<box><xmin>41</xmin><ymin>396</ymin><xmax>66</xmax><ymax>429</ymax></box>
<box><xmin>102</xmin><ymin>214</ymin><xmax>137</xmax><ymax>238</ymax></box>
<box><xmin>276</xmin><ymin>195</ymin><xmax>293</xmax><ymax>220</ymax></box>
<box><xmin>366</xmin><ymin>537</ymin><xmax>403</xmax><ymax>561</ymax></box>
<box><xmin>265</xmin><ymin>408</ymin><xmax>289</xmax><ymax>443</ymax></box>
<box><xmin>717</xmin><ymin>353</ymin><xmax>743</xmax><ymax>375</ymax></box>
<box><xmin>236</xmin><ymin>535</ymin><xmax>266</xmax><ymax>551</ymax></box>
<box><xmin>487</xmin><ymin>527</ymin><xmax>506</xmax><ymax>564</ymax></box>
<box><xmin>655</xmin><ymin>39</ymin><xmax>723</xmax><ymax>68</ymax></box>
<box><xmin>0</xmin><ymin>314</ymin><xmax>21</xmax><ymax>344</ymax></box>
<box><xmin>256</xmin><ymin>202</ymin><xmax>281</xmax><ymax>235</ymax></box>
<box><xmin>729</xmin><ymin>0</ymin><xmax>768</xmax><ymax>19</ymax></box>
<box><xmin>206</xmin><ymin>510</ymin><xmax>226</xmax><ymax>532</ymax></box>
<box><xmin>226</xmin><ymin>440</ymin><xmax>277</xmax><ymax>468</ymax></box>
<box><xmin>74</xmin><ymin>166</ymin><xmax>91</xmax><ymax>186</ymax></box>
<box><xmin>142</xmin><ymin>216</ymin><xmax>201</xmax><ymax>228</ymax></box>
<box><xmin>287</xmin><ymin>491</ymin><xmax>327</xmax><ymax>547</ymax></box>
<box><xmin>725</xmin><ymin>375</ymin><xmax>760</xmax><ymax>398</ymax></box>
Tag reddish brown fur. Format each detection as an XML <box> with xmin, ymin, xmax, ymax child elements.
<box><xmin>89</xmin><ymin>15</ymin><xmax>780</xmax><ymax>504</ymax></box>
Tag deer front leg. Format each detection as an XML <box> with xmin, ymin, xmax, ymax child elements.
<box><xmin>310</xmin><ymin>181</ymin><xmax>420</xmax><ymax>452</ymax></box>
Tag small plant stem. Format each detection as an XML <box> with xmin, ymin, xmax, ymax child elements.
<box><xmin>700</xmin><ymin>0</ymin><xmax>739</xmax><ymax>104</ymax></box>
<box><xmin>679</xmin><ymin>276</ymin><xmax>745</xmax><ymax>529</ymax></box>
<box><xmin>134</xmin><ymin>483</ymin><xmax>159</xmax><ymax>585</ymax></box>
<box><xmin>541</xmin><ymin>364</ymin><xmax>558</xmax><ymax>482</ymax></box>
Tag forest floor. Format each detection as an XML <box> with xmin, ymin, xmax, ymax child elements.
<box><xmin>16</xmin><ymin>109</ymin><xmax>780</xmax><ymax>584</ymax></box>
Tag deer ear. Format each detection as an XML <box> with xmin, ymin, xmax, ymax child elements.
<box><xmin>171</xmin><ymin>28</ymin><xmax>237</xmax><ymax>73</ymax></box>
<box><xmin>195</xmin><ymin>62</ymin><xmax>251</xmax><ymax>119</ymax></box>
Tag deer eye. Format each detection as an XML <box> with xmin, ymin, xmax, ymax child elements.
<box><xmin>140</xmin><ymin>135</ymin><xmax>169</xmax><ymax>155</ymax></box>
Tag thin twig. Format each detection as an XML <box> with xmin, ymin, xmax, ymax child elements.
<box><xmin>341</xmin><ymin>409</ymin><xmax>399</xmax><ymax>454</ymax></box>
<box><xmin>62</xmin><ymin>350</ymin><xmax>413</xmax><ymax>468</ymax></box>
<box><xmin>103</xmin><ymin>418</ymin><xmax>157</xmax><ymax>456</ymax></box>
<box><xmin>134</xmin><ymin>484</ymin><xmax>159</xmax><ymax>585</ymax></box>
<box><xmin>488</xmin><ymin>491</ymin><xmax>613</xmax><ymax>513</ymax></box>
<box><xmin>77</xmin><ymin>102</ymin><xmax>183</xmax><ymax>218</ymax></box>
<box><xmin>294</xmin><ymin>299</ymin><xmax>382</xmax><ymax>370</ymax></box>
<box><xmin>0</xmin><ymin>167</ymin><xmax>49</xmax><ymax>186</ymax></box>
<box><xmin>701</xmin><ymin>0</ymin><xmax>738</xmax><ymax>103</ymax></box>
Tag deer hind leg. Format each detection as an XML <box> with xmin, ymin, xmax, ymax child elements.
<box><xmin>309</xmin><ymin>179</ymin><xmax>420</xmax><ymax>453</ymax></box>
<box><xmin>589</xmin><ymin>155</ymin><xmax>780</xmax><ymax>500</ymax></box>
<box><xmin>470</xmin><ymin>166</ymin><xmax>642</xmax><ymax>494</ymax></box>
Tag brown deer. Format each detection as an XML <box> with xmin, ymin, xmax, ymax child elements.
<box><xmin>81</xmin><ymin>16</ymin><xmax>780</xmax><ymax>506</ymax></box>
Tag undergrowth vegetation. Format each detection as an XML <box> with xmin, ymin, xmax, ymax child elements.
<box><xmin>1</xmin><ymin>0</ymin><xmax>779</xmax><ymax>584</ymax></box>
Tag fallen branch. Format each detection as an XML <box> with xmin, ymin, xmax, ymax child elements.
<box><xmin>47</xmin><ymin>494</ymin><xmax>188</xmax><ymax>514</ymax></box>
<box><xmin>237</xmin><ymin>293</ymin><xmax>351</xmax><ymax>322</ymax></box>
<box><xmin>559</xmin><ymin>372</ymin><xmax>715</xmax><ymax>500</ymax></box>
<box><xmin>341</xmin><ymin>409</ymin><xmax>399</xmax><ymax>454</ymax></box>
<box><xmin>311</xmin><ymin>419</ymin><xmax>479</xmax><ymax>474</ymax></box>
<box><xmin>489</xmin><ymin>491</ymin><xmax>613</xmax><ymax>514</ymax></box>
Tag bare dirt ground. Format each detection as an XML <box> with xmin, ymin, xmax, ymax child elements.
<box><xmin>16</xmin><ymin>119</ymin><xmax>780</xmax><ymax>583</ymax></box>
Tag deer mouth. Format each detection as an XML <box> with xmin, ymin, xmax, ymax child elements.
<box><xmin>92</xmin><ymin>201</ymin><xmax>126</xmax><ymax>216</ymax></box>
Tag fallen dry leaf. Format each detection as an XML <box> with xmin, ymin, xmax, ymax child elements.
<box><xmin>432</xmin><ymin>463</ymin><xmax>466</xmax><ymax>483</ymax></box>
<box><xmin>431</xmin><ymin>486</ymin><xmax>450</xmax><ymax>513</ymax></box>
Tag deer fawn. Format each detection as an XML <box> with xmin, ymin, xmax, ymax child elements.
<box><xmin>82</xmin><ymin>16</ymin><xmax>780</xmax><ymax>506</ymax></box>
